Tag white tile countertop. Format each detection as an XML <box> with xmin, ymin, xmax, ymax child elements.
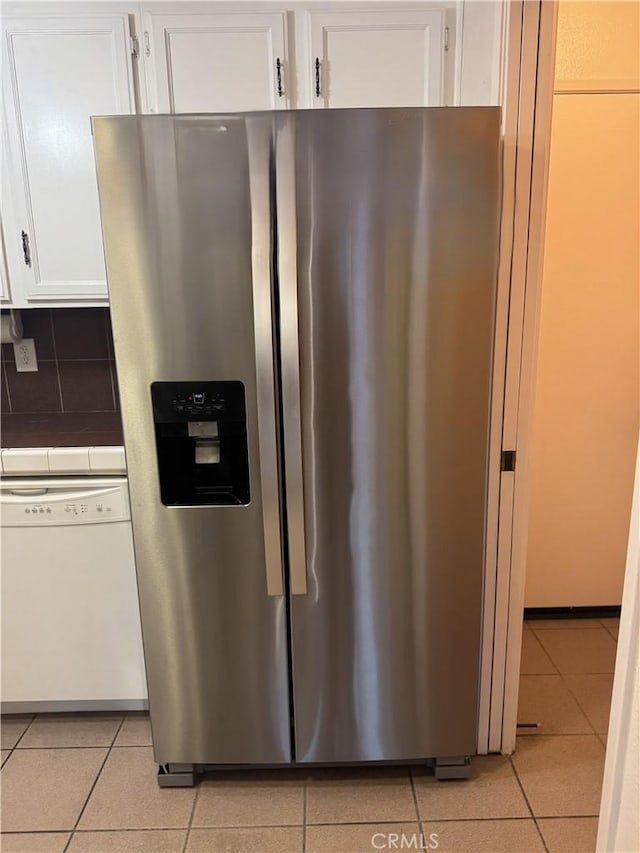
<box><xmin>0</xmin><ymin>446</ymin><xmax>126</xmax><ymax>476</ymax></box>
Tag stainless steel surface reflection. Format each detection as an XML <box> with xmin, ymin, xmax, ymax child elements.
<box><xmin>284</xmin><ymin>109</ymin><xmax>500</xmax><ymax>762</ymax></box>
<box><xmin>93</xmin><ymin>115</ymin><xmax>291</xmax><ymax>764</ymax></box>
<box><xmin>93</xmin><ymin>107</ymin><xmax>500</xmax><ymax>770</ymax></box>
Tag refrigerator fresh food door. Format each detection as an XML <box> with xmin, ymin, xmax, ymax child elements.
<box><xmin>277</xmin><ymin>108</ymin><xmax>501</xmax><ymax>762</ymax></box>
<box><xmin>93</xmin><ymin>114</ymin><xmax>291</xmax><ymax>764</ymax></box>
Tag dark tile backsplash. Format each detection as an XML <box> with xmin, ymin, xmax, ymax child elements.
<box><xmin>5</xmin><ymin>361</ymin><xmax>62</xmax><ymax>414</ymax></box>
<box><xmin>52</xmin><ymin>308</ymin><xmax>111</xmax><ymax>360</ymax></box>
<box><xmin>1</xmin><ymin>308</ymin><xmax>120</xmax><ymax>416</ymax></box>
<box><xmin>58</xmin><ymin>360</ymin><xmax>115</xmax><ymax>412</ymax></box>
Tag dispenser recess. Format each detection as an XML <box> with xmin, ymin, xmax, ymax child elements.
<box><xmin>150</xmin><ymin>381</ymin><xmax>250</xmax><ymax>506</ymax></box>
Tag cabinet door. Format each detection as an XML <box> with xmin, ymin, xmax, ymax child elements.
<box><xmin>143</xmin><ymin>8</ymin><xmax>289</xmax><ymax>112</ymax></box>
<box><xmin>308</xmin><ymin>9</ymin><xmax>444</xmax><ymax>108</ymax></box>
<box><xmin>1</xmin><ymin>15</ymin><xmax>136</xmax><ymax>303</ymax></box>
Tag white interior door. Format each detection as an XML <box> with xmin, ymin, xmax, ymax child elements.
<box><xmin>308</xmin><ymin>9</ymin><xmax>444</xmax><ymax>108</ymax></box>
<box><xmin>142</xmin><ymin>7</ymin><xmax>289</xmax><ymax>113</ymax></box>
<box><xmin>1</xmin><ymin>14</ymin><xmax>136</xmax><ymax>302</ymax></box>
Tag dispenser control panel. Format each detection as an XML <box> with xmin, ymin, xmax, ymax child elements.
<box><xmin>152</xmin><ymin>381</ymin><xmax>245</xmax><ymax>424</ymax></box>
<box><xmin>171</xmin><ymin>391</ymin><xmax>226</xmax><ymax>417</ymax></box>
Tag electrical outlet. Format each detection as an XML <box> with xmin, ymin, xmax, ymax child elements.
<box><xmin>13</xmin><ymin>338</ymin><xmax>38</xmax><ymax>373</ymax></box>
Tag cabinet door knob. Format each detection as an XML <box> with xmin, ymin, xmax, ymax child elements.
<box><xmin>315</xmin><ymin>57</ymin><xmax>321</xmax><ymax>97</ymax></box>
<box><xmin>276</xmin><ymin>57</ymin><xmax>284</xmax><ymax>97</ymax></box>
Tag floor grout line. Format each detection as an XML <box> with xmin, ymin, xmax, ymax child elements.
<box><xmin>408</xmin><ymin>764</ymin><xmax>422</xmax><ymax>824</ymax></box>
<box><xmin>0</xmin><ymin>812</ymin><xmax>603</xmax><ymax>840</ymax></box>
<box><xmin>182</xmin><ymin>773</ymin><xmax>201</xmax><ymax>853</ymax></box>
<box><xmin>63</xmin><ymin>716</ymin><xmax>126</xmax><ymax>853</ymax></box>
<box><xmin>508</xmin><ymin>754</ymin><xmax>550</xmax><ymax>853</ymax></box>
<box><xmin>9</xmin><ymin>714</ymin><xmax>35</xmax><ymax>751</ymax></box>
<box><xmin>302</xmin><ymin>775</ymin><xmax>307</xmax><ymax>852</ymax></box>
<box><xmin>515</xmin><ymin>732</ymin><xmax>606</xmax><ymax>738</ymax></box>
<box><xmin>11</xmin><ymin>743</ymin><xmax>152</xmax><ymax>750</ymax></box>
<box><xmin>524</xmin><ymin>629</ymin><xmax>561</xmax><ymax>676</ymax></box>
<box><xmin>3</xmin><ymin>617</ymin><xmax>614</xmax><ymax>846</ymax></box>
<box><xmin>407</xmin><ymin>770</ymin><xmax>428</xmax><ymax>849</ymax></box>
<box><xmin>531</xmin><ymin>626</ymin><xmax>613</xmax><ymax>632</ymax></box>
<box><xmin>515</xmin><ymin>616</ymin><xmax>613</xmax><ymax>848</ymax></box>
<box><xmin>552</xmin><ymin>641</ymin><xmax>613</xmax><ymax>741</ymax></box>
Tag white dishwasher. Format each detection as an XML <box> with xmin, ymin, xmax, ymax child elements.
<box><xmin>1</xmin><ymin>476</ymin><xmax>148</xmax><ymax>712</ymax></box>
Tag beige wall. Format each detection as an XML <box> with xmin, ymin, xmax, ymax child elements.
<box><xmin>525</xmin><ymin>2</ymin><xmax>639</xmax><ymax>607</ymax></box>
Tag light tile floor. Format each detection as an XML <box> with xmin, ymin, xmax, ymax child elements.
<box><xmin>1</xmin><ymin>618</ymin><xmax>617</xmax><ymax>852</ymax></box>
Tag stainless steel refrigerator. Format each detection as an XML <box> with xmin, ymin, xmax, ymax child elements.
<box><xmin>93</xmin><ymin>107</ymin><xmax>500</xmax><ymax>786</ymax></box>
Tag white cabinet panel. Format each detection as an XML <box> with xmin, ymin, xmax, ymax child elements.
<box><xmin>308</xmin><ymin>10</ymin><xmax>444</xmax><ymax>108</ymax></box>
<box><xmin>143</xmin><ymin>8</ymin><xmax>289</xmax><ymax>112</ymax></box>
<box><xmin>1</xmin><ymin>15</ymin><xmax>136</xmax><ymax>302</ymax></box>
<box><xmin>0</xmin><ymin>222</ymin><xmax>10</xmax><ymax>304</ymax></box>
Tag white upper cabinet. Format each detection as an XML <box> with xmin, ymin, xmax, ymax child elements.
<box><xmin>307</xmin><ymin>9</ymin><xmax>445</xmax><ymax>108</ymax></box>
<box><xmin>142</xmin><ymin>7</ymin><xmax>289</xmax><ymax>113</ymax></box>
<box><xmin>0</xmin><ymin>225</ymin><xmax>10</xmax><ymax>305</ymax></box>
<box><xmin>1</xmin><ymin>13</ymin><xmax>137</xmax><ymax>304</ymax></box>
<box><xmin>0</xmin><ymin>2</ymin><xmax>484</xmax><ymax>308</ymax></box>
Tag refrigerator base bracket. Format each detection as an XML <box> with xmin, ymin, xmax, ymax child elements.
<box><xmin>157</xmin><ymin>763</ymin><xmax>199</xmax><ymax>788</ymax></box>
<box><xmin>433</xmin><ymin>756</ymin><xmax>472</xmax><ymax>781</ymax></box>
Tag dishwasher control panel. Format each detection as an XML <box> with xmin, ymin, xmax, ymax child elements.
<box><xmin>0</xmin><ymin>480</ymin><xmax>130</xmax><ymax>527</ymax></box>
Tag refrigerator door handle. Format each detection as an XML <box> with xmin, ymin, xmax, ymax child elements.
<box><xmin>247</xmin><ymin>118</ymin><xmax>285</xmax><ymax>597</ymax></box>
<box><xmin>276</xmin><ymin>119</ymin><xmax>308</xmax><ymax>596</ymax></box>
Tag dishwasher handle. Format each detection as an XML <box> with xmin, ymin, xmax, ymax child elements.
<box><xmin>8</xmin><ymin>488</ymin><xmax>48</xmax><ymax>497</ymax></box>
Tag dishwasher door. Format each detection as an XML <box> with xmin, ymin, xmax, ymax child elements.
<box><xmin>1</xmin><ymin>477</ymin><xmax>147</xmax><ymax>711</ymax></box>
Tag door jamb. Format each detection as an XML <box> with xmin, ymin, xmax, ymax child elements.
<box><xmin>478</xmin><ymin>0</ymin><xmax>559</xmax><ymax>754</ymax></box>
<box><xmin>499</xmin><ymin>0</ymin><xmax>558</xmax><ymax>753</ymax></box>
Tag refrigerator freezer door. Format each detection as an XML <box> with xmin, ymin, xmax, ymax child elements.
<box><xmin>93</xmin><ymin>115</ymin><xmax>291</xmax><ymax>764</ymax></box>
<box><xmin>279</xmin><ymin>108</ymin><xmax>501</xmax><ymax>762</ymax></box>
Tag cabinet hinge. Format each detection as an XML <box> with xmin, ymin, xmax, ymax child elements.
<box><xmin>129</xmin><ymin>35</ymin><xmax>139</xmax><ymax>58</ymax></box>
<box><xmin>144</xmin><ymin>31</ymin><xmax>151</xmax><ymax>57</ymax></box>
<box><xmin>444</xmin><ymin>26</ymin><xmax>450</xmax><ymax>52</ymax></box>
<box><xmin>20</xmin><ymin>230</ymin><xmax>31</xmax><ymax>267</ymax></box>
<box><xmin>501</xmin><ymin>450</ymin><xmax>516</xmax><ymax>472</ymax></box>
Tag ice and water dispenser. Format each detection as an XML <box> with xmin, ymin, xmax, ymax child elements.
<box><xmin>150</xmin><ymin>382</ymin><xmax>250</xmax><ymax>506</ymax></box>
